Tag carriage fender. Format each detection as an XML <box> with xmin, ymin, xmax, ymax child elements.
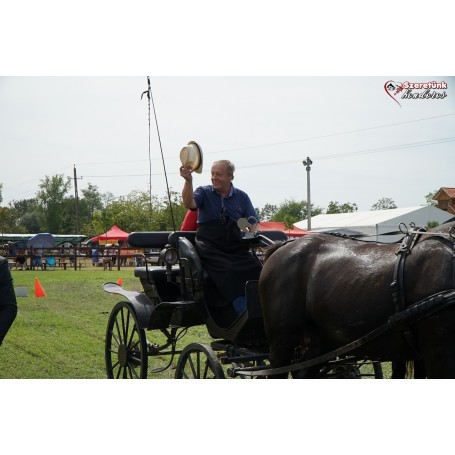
<box><xmin>103</xmin><ymin>282</ymin><xmax>154</xmax><ymax>329</ymax></box>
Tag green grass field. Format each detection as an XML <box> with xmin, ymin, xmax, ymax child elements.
<box><xmin>1</xmin><ymin>266</ymin><xmax>393</xmax><ymax>379</ymax></box>
<box><xmin>1</xmin><ymin>267</ymin><xmax>210</xmax><ymax>379</ymax></box>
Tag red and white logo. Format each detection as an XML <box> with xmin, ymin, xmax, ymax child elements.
<box><xmin>384</xmin><ymin>80</ymin><xmax>448</xmax><ymax>107</ymax></box>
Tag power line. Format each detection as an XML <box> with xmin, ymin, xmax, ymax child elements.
<box><xmin>214</xmin><ymin>113</ymin><xmax>455</xmax><ymax>154</ymax></box>
<box><xmin>80</xmin><ymin>135</ymin><xmax>455</xmax><ymax>178</ymax></box>
<box><xmin>4</xmin><ymin>113</ymin><xmax>455</xmax><ymax>201</ymax></box>
<box><xmin>76</xmin><ymin>112</ymin><xmax>455</xmax><ymax>165</ymax></box>
<box><xmin>238</xmin><ymin>136</ymin><xmax>455</xmax><ymax>169</ymax></box>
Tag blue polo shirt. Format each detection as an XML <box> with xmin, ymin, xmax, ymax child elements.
<box><xmin>193</xmin><ymin>184</ymin><xmax>259</xmax><ymax>224</ymax></box>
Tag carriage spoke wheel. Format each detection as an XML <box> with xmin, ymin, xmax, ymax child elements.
<box><xmin>105</xmin><ymin>301</ymin><xmax>148</xmax><ymax>379</ymax></box>
<box><xmin>175</xmin><ymin>343</ymin><xmax>225</xmax><ymax>379</ymax></box>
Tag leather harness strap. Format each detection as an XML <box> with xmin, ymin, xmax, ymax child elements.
<box><xmin>391</xmin><ymin>226</ymin><xmax>455</xmax><ymax>353</ymax></box>
<box><xmin>390</xmin><ymin>228</ymin><xmax>427</xmax><ymax>353</ymax></box>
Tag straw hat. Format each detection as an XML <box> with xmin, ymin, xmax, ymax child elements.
<box><xmin>180</xmin><ymin>141</ymin><xmax>203</xmax><ymax>174</ymax></box>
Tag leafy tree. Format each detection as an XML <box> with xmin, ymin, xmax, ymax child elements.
<box><xmin>256</xmin><ymin>203</ymin><xmax>278</xmax><ymax>222</ymax></box>
<box><xmin>19</xmin><ymin>211</ymin><xmax>42</xmax><ymax>233</ymax></box>
<box><xmin>10</xmin><ymin>198</ymin><xmax>39</xmax><ymax>218</ymax></box>
<box><xmin>157</xmin><ymin>191</ymin><xmax>187</xmax><ymax>231</ymax></box>
<box><xmin>0</xmin><ymin>206</ymin><xmax>14</xmax><ymax>233</ymax></box>
<box><xmin>36</xmin><ymin>174</ymin><xmax>72</xmax><ymax>232</ymax></box>
<box><xmin>71</xmin><ymin>184</ymin><xmax>106</xmax><ymax>234</ymax></box>
<box><xmin>424</xmin><ymin>190</ymin><xmax>438</xmax><ymax>206</ymax></box>
<box><xmin>0</xmin><ymin>183</ymin><xmax>2</xmax><ymax>205</ymax></box>
<box><xmin>326</xmin><ymin>201</ymin><xmax>358</xmax><ymax>214</ymax></box>
<box><xmin>271</xmin><ymin>199</ymin><xmax>322</xmax><ymax>224</ymax></box>
<box><xmin>370</xmin><ymin>197</ymin><xmax>397</xmax><ymax>211</ymax></box>
<box><xmin>9</xmin><ymin>199</ymin><xmax>41</xmax><ymax>233</ymax></box>
<box><xmin>81</xmin><ymin>190</ymin><xmax>187</xmax><ymax>238</ymax></box>
<box><xmin>102</xmin><ymin>191</ymin><xmax>115</xmax><ymax>207</ymax></box>
<box><xmin>81</xmin><ymin>183</ymin><xmax>104</xmax><ymax>221</ymax></box>
<box><xmin>427</xmin><ymin>220</ymin><xmax>439</xmax><ymax>228</ymax></box>
<box><xmin>282</xmin><ymin>216</ymin><xmax>296</xmax><ymax>231</ymax></box>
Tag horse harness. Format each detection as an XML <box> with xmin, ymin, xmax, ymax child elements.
<box><xmin>391</xmin><ymin>225</ymin><xmax>455</xmax><ymax>353</ymax></box>
<box><xmin>390</xmin><ymin>227</ymin><xmax>427</xmax><ymax>352</ymax></box>
<box><xmin>236</xmin><ymin>225</ymin><xmax>455</xmax><ymax>377</ymax></box>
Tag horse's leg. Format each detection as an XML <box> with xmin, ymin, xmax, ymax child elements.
<box><xmin>291</xmin><ymin>335</ymin><xmax>329</xmax><ymax>379</ymax></box>
<box><xmin>421</xmin><ymin>347</ymin><xmax>455</xmax><ymax>378</ymax></box>
<box><xmin>268</xmin><ymin>331</ymin><xmax>302</xmax><ymax>379</ymax></box>
<box><xmin>415</xmin><ymin>316</ymin><xmax>455</xmax><ymax>378</ymax></box>
<box><xmin>391</xmin><ymin>361</ymin><xmax>407</xmax><ymax>379</ymax></box>
<box><xmin>413</xmin><ymin>360</ymin><xmax>427</xmax><ymax>379</ymax></box>
<box><xmin>392</xmin><ymin>360</ymin><xmax>427</xmax><ymax>378</ymax></box>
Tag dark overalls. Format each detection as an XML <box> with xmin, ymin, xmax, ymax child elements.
<box><xmin>195</xmin><ymin>218</ymin><xmax>262</xmax><ymax>312</ymax></box>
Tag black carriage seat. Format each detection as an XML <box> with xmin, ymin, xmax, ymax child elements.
<box><xmin>176</xmin><ymin>236</ymin><xmax>209</xmax><ymax>301</ymax></box>
<box><xmin>128</xmin><ymin>231</ymin><xmax>172</xmax><ymax>249</ymax></box>
<box><xmin>168</xmin><ymin>231</ymin><xmax>197</xmax><ymax>248</ymax></box>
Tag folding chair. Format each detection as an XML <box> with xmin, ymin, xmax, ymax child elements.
<box><xmin>45</xmin><ymin>257</ymin><xmax>56</xmax><ymax>270</ymax></box>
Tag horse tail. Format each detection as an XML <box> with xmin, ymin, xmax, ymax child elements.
<box><xmin>391</xmin><ymin>360</ymin><xmax>426</xmax><ymax>379</ymax></box>
<box><xmin>263</xmin><ymin>241</ymin><xmax>286</xmax><ymax>263</ymax></box>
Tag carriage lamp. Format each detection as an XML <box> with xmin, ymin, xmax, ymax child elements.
<box><xmin>159</xmin><ymin>246</ymin><xmax>179</xmax><ymax>266</ymax></box>
<box><xmin>159</xmin><ymin>246</ymin><xmax>179</xmax><ymax>282</ymax></box>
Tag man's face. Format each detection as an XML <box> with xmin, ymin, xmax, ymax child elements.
<box><xmin>211</xmin><ymin>163</ymin><xmax>232</xmax><ymax>193</ymax></box>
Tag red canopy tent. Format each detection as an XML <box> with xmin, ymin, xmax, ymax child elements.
<box><xmin>91</xmin><ymin>225</ymin><xmax>129</xmax><ymax>245</ymax></box>
<box><xmin>258</xmin><ymin>221</ymin><xmax>309</xmax><ymax>238</ymax></box>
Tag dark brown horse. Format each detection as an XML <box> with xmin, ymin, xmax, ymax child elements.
<box><xmin>259</xmin><ymin>221</ymin><xmax>455</xmax><ymax>378</ymax></box>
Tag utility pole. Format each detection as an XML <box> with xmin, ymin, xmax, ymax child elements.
<box><xmin>302</xmin><ymin>157</ymin><xmax>313</xmax><ymax>231</ymax></box>
<box><xmin>73</xmin><ymin>165</ymin><xmax>80</xmax><ymax>234</ymax></box>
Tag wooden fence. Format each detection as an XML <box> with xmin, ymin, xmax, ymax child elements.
<box><xmin>0</xmin><ymin>245</ymin><xmax>151</xmax><ymax>271</ymax></box>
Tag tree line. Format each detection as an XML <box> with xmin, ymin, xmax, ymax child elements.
<box><xmin>0</xmin><ymin>176</ymin><xmax>438</xmax><ymax>236</ymax></box>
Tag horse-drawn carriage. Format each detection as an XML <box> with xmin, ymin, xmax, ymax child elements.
<box><xmin>103</xmin><ymin>224</ymin><xmax>386</xmax><ymax>379</ymax></box>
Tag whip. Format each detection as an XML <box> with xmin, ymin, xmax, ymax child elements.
<box><xmin>142</xmin><ymin>76</ymin><xmax>177</xmax><ymax>232</ymax></box>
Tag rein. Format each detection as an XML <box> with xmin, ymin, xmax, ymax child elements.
<box><xmin>329</xmin><ymin>224</ymin><xmax>455</xmax><ymax>242</ymax></box>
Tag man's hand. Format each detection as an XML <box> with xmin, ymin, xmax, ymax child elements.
<box><xmin>180</xmin><ymin>166</ymin><xmax>193</xmax><ymax>182</ymax></box>
<box><xmin>181</xmin><ymin>166</ymin><xmax>197</xmax><ymax>209</ymax></box>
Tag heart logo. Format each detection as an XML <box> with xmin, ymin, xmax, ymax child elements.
<box><xmin>384</xmin><ymin>80</ymin><xmax>403</xmax><ymax>107</ymax></box>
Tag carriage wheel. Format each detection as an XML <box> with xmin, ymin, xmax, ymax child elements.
<box><xmin>105</xmin><ymin>301</ymin><xmax>148</xmax><ymax>379</ymax></box>
<box><xmin>175</xmin><ymin>343</ymin><xmax>225</xmax><ymax>379</ymax></box>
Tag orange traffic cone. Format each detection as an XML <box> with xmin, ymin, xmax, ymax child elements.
<box><xmin>35</xmin><ymin>277</ymin><xmax>47</xmax><ymax>298</ymax></box>
<box><xmin>117</xmin><ymin>277</ymin><xmax>123</xmax><ymax>286</ymax></box>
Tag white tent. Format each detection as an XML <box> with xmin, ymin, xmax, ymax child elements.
<box><xmin>294</xmin><ymin>206</ymin><xmax>454</xmax><ymax>242</ymax></box>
